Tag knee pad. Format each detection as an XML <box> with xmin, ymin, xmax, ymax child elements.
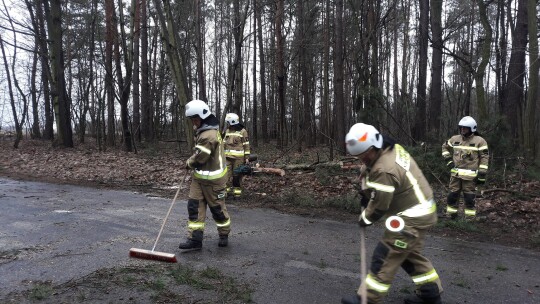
<box><xmin>232</xmin><ymin>175</ymin><xmax>241</xmax><ymax>187</ymax></box>
<box><xmin>209</xmin><ymin>205</ymin><xmax>226</xmax><ymax>221</ymax></box>
<box><xmin>447</xmin><ymin>192</ymin><xmax>459</xmax><ymax>205</ymax></box>
<box><xmin>187</xmin><ymin>199</ymin><xmax>200</xmax><ymax>220</ymax></box>
<box><xmin>370</xmin><ymin>242</ymin><xmax>390</xmax><ymax>274</ymax></box>
<box><xmin>463</xmin><ymin>193</ymin><xmax>476</xmax><ymax>208</ymax></box>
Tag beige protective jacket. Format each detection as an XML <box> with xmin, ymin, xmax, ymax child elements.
<box><xmin>361</xmin><ymin>144</ymin><xmax>437</xmax><ymax>230</ymax></box>
<box><xmin>224</xmin><ymin>127</ymin><xmax>251</xmax><ymax>160</ymax></box>
<box><xmin>187</xmin><ymin>126</ymin><xmax>228</xmax><ymax>183</ymax></box>
<box><xmin>442</xmin><ymin>134</ymin><xmax>489</xmax><ymax>181</ymax></box>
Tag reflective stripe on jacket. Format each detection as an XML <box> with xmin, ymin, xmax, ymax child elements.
<box><xmin>224</xmin><ymin>128</ymin><xmax>250</xmax><ymax>159</ymax></box>
<box><xmin>362</xmin><ymin>144</ymin><xmax>437</xmax><ymax>229</ymax></box>
<box><xmin>442</xmin><ymin>134</ymin><xmax>489</xmax><ymax>180</ymax></box>
<box><xmin>187</xmin><ymin>128</ymin><xmax>227</xmax><ymax>181</ymax></box>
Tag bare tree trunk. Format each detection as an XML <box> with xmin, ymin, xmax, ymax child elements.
<box><xmin>256</xmin><ymin>0</ymin><xmax>268</xmax><ymax>143</ymax></box>
<box><xmin>275</xmin><ymin>0</ymin><xmax>286</xmax><ymax>149</ymax></box>
<box><xmin>502</xmin><ymin>0</ymin><xmax>527</xmax><ymax>140</ymax></box>
<box><xmin>0</xmin><ymin>34</ymin><xmax>23</xmax><ymax>148</ymax></box>
<box><xmin>105</xmin><ymin>0</ymin><xmax>115</xmax><ymax>147</ymax></box>
<box><xmin>132</xmin><ymin>0</ymin><xmax>141</xmax><ymax>142</ymax></box>
<box><xmin>429</xmin><ymin>0</ymin><xmax>443</xmax><ymax>138</ymax></box>
<box><xmin>524</xmin><ymin>0</ymin><xmax>538</xmax><ymax>161</ymax></box>
<box><xmin>195</xmin><ymin>0</ymin><xmax>207</xmax><ymax>102</ymax></box>
<box><xmin>152</xmin><ymin>0</ymin><xmax>192</xmax><ymax>147</ymax></box>
<box><xmin>45</xmin><ymin>0</ymin><xmax>73</xmax><ymax>147</ymax></box>
<box><xmin>474</xmin><ymin>0</ymin><xmax>492</xmax><ymax>122</ymax></box>
<box><xmin>252</xmin><ymin>0</ymin><xmax>258</xmax><ymax>147</ymax></box>
<box><xmin>414</xmin><ymin>0</ymin><xmax>428</xmax><ymax>142</ymax></box>
<box><xmin>334</xmin><ymin>0</ymin><xmax>345</xmax><ymax>155</ymax></box>
<box><xmin>140</xmin><ymin>0</ymin><xmax>152</xmax><ymax>142</ymax></box>
<box><xmin>322</xmin><ymin>0</ymin><xmax>331</xmax><ymax>151</ymax></box>
<box><xmin>114</xmin><ymin>0</ymin><xmax>136</xmax><ymax>152</ymax></box>
<box><xmin>495</xmin><ymin>0</ymin><xmax>507</xmax><ymax>113</ymax></box>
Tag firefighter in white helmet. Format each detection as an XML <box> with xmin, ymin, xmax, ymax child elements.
<box><xmin>223</xmin><ymin>113</ymin><xmax>251</xmax><ymax>198</ymax></box>
<box><xmin>341</xmin><ymin>123</ymin><xmax>443</xmax><ymax>304</ymax></box>
<box><xmin>442</xmin><ymin>116</ymin><xmax>489</xmax><ymax>220</ymax></box>
<box><xmin>179</xmin><ymin>99</ymin><xmax>231</xmax><ymax>250</ymax></box>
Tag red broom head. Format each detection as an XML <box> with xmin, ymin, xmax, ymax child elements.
<box><xmin>129</xmin><ymin>248</ymin><xmax>177</xmax><ymax>263</ymax></box>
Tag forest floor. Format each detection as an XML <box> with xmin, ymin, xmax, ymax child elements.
<box><xmin>1</xmin><ymin>138</ymin><xmax>539</xmax><ymax>303</ymax></box>
<box><xmin>1</xmin><ymin>138</ymin><xmax>539</xmax><ymax>251</ymax></box>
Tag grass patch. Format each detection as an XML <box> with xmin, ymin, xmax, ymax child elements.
<box><xmin>436</xmin><ymin>219</ymin><xmax>480</xmax><ymax>232</ymax></box>
<box><xmin>530</xmin><ymin>232</ymin><xmax>540</xmax><ymax>247</ymax></box>
<box><xmin>10</xmin><ymin>264</ymin><xmax>253</xmax><ymax>304</ymax></box>
<box><xmin>323</xmin><ymin>193</ymin><xmax>362</xmax><ymax>213</ymax></box>
<box><xmin>29</xmin><ymin>282</ymin><xmax>53</xmax><ymax>301</ymax></box>
<box><xmin>495</xmin><ymin>265</ymin><xmax>508</xmax><ymax>271</ymax></box>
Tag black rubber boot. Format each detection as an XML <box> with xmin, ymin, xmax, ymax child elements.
<box><xmin>178</xmin><ymin>239</ymin><xmax>202</xmax><ymax>251</ymax></box>
<box><xmin>341</xmin><ymin>294</ymin><xmax>361</xmax><ymax>304</ymax></box>
<box><xmin>403</xmin><ymin>295</ymin><xmax>442</xmax><ymax>304</ymax></box>
<box><xmin>218</xmin><ymin>235</ymin><xmax>228</xmax><ymax>247</ymax></box>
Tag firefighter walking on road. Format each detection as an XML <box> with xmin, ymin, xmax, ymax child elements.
<box><xmin>179</xmin><ymin>99</ymin><xmax>231</xmax><ymax>250</ymax></box>
<box><xmin>341</xmin><ymin>123</ymin><xmax>443</xmax><ymax>304</ymax></box>
<box><xmin>223</xmin><ymin>113</ymin><xmax>251</xmax><ymax>198</ymax></box>
<box><xmin>442</xmin><ymin>116</ymin><xmax>489</xmax><ymax>220</ymax></box>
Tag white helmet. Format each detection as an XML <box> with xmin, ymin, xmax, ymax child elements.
<box><xmin>225</xmin><ymin>113</ymin><xmax>240</xmax><ymax>125</ymax></box>
<box><xmin>185</xmin><ymin>99</ymin><xmax>211</xmax><ymax>119</ymax></box>
<box><xmin>458</xmin><ymin>116</ymin><xmax>477</xmax><ymax>132</ymax></box>
<box><xmin>345</xmin><ymin>123</ymin><xmax>383</xmax><ymax>156</ymax></box>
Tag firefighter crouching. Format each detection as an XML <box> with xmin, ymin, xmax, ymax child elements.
<box><xmin>223</xmin><ymin>113</ymin><xmax>251</xmax><ymax>198</ymax></box>
<box><xmin>442</xmin><ymin>116</ymin><xmax>489</xmax><ymax>220</ymax></box>
<box><xmin>341</xmin><ymin>123</ymin><xmax>443</xmax><ymax>304</ymax></box>
<box><xmin>179</xmin><ymin>99</ymin><xmax>231</xmax><ymax>250</ymax></box>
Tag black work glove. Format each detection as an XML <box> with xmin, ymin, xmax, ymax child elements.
<box><xmin>360</xmin><ymin>194</ymin><xmax>369</xmax><ymax>209</ymax></box>
<box><xmin>445</xmin><ymin>158</ymin><xmax>455</xmax><ymax>169</ymax></box>
<box><xmin>476</xmin><ymin>172</ymin><xmax>486</xmax><ymax>185</ymax></box>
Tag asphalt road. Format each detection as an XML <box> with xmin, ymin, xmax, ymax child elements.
<box><xmin>1</xmin><ymin>177</ymin><xmax>539</xmax><ymax>303</ymax></box>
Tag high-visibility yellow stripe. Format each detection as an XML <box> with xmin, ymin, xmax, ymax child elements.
<box><xmin>216</xmin><ymin>218</ymin><xmax>231</xmax><ymax>227</ymax></box>
<box><xmin>451</xmin><ymin>145</ymin><xmax>483</xmax><ymax>151</ymax></box>
<box><xmin>446</xmin><ymin>206</ymin><xmax>458</xmax><ymax>213</ymax></box>
<box><xmin>194</xmin><ymin>167</ymin><xmax>228</xmax><ymax>180</ymax></box>
<box><xmin>451</xmin><ymin>168</ymin><xmax>478</xmax><ymax>177</ymax></box>
<box><xmin>412</xmin><ymin>269</ymin><xmax>439</xmax><ymax>285</ymax></box>
<box><xmin>479</xmin><ymin>165</ymin><xmax>488</xmax><ymax>169</ymax></box>
<box><xmin>361</xmin><ymin>210</ymin><xmax>372</xmax><ymax>225</ymax></box>
<box><xmin>464</xmin><ymin>209</ymin><xmax>476</xmax><ymax>216</ymax></box>
<box><xmin>225</xmin><ymin>133</ymin><xmax>243</xmax><ymax>137</ymax></box>
<box><xmin>366</xmin><ymin>274</ymin><xmax>391</xmax><ymax>293</ymax></box>
<box><xmin>442</xmin><ymin>151</ymin><xmax>451</xmax><ymax>157</ymax></box>
<box><xmin>195</xmin><ymin>145</ymin><xmax>211</xmax><ymax>155</ymax></box>
<box><xmin>366</xmin><ymin>180</ymin><xmax>395</xmax><ymax>193</ymax></box>
<box><xmin>188</xmin><ymin>221</ymin><xmax>205</xmax><ymax>230</ymax></box>
<box><xmin>225</xmin><ymin>150</ymin><xmax>245</xmax><ymax>157</ymax></box>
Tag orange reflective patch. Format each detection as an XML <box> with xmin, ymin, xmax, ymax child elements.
<box><xmin>358</xmin><ymin>132</ymin><xmax>368</xmax><ymax>142</ymax></box>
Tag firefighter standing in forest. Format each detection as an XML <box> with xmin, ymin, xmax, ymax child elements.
<box><xmin>223</xmin><ymin>113</ymin><xmax>251</xmax><ymax>198</ymax></box>
<box><xmin>442</xmin><ymin>116</ymin><xmax>489</xmax><ymax>220</ymax></box>
<box><xmin>341</xmin><ymin>123</ymin><xmax>443</xmax><ymax>304</ymax></box>
<box><xmin>179</xmin><ymin>99</ymin><xmax>231</xmax><ymax>250</ymax></box>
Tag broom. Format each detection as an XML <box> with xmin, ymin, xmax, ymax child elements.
<box><xmin>129</xmin><ymin>171</ymin><xmax>188</xmax><ymax>263</ymax></box>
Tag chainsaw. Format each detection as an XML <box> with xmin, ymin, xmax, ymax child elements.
<box><xmin>233</xmin><ymin>154</ymin><xmax>285</xmax><ymax>176</ymax></box>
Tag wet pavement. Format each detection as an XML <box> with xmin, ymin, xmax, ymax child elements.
<box><xmin>1</xmin><ymin>177</ymin><xmax>539</xmax><ymax>303</ymax></box>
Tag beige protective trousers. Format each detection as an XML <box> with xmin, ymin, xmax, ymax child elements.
<box><xmin>358</xmin><ymin>228</ymin><xmax>443</xmax><ymax>303</ymax></box>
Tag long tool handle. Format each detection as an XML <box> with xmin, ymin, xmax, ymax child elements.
<box><xmin>359</xmin><ymin>225</ymin><xmax>367</xmax><ymax>304</ymax></box>
<box><xmin>359</xmin><ymin>176</ymin><xmax>368</xmax><ymax>304</ymax></box>
<box><xmin>151</xmin><ymin>171</ymin><xmax>188</xmax><ymax>252</ymax></box>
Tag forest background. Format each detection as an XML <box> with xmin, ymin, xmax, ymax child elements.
<box><xmin>0</xmin><ymin>0</ymin><xmax>539</xmax><ymax>240</ymax></box>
